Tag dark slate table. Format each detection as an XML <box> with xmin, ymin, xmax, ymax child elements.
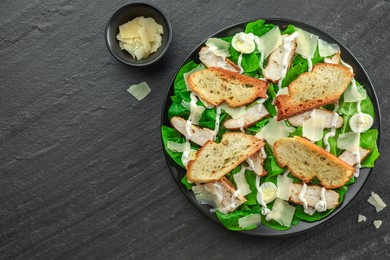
<box><xmin>1</xmin><ymin>0</ymin><xmax>389</xmax><ymax>259</ymax></box>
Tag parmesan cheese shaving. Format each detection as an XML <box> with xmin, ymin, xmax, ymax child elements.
<box><xmin>267</xmin><ymin>198</ymin><xmax>295</xmax><ymax>227</ymax></box>
<box><xmin>205</xmin><ymin>38</ymin><xmax>231</xmax><ymax>57</ymax></box>
<box><xmin>337</xmin><ymin>132</ymin><xmax>360</xmax><ymax>152</ymax></box>
<box><xmin>343</xmin><ymin>84</ymin><xmax>367</xmax><ymax>102</ymax></box>
<box><xmin>127</xmin><ymin>82</ymin><xmax>151</xmax><ymax>101</ymax></box>
<box><xmin>302</xmin><ymin>116</ymin><xmax>325</xmax><ymax>142</ymax></box>
<box><xmin>167</xmin><ymin>141</ymin><xmax>187</xmax><ymax>153</ymax></box>
<box><xmin>238</xmin><ymin>214</ymin><xmax>261</xmax><ymax>229</ymax></box>
<box><xmin>373</xmin><ymin>220</ymin><xmax>382</xmax><ymax>229</ymax></box>
<box><xmin>318</xmin><ymin>39</ymin><xmax>340</xmax><ymax>57</ymax></box>
<box><xmin>295</xmin><ymin>28</ymin><xmax>319</xmax><ymax>59</ymax></box>
<box><xmin>233</xmin><ymin>169</ymin><xmax>252</xmax><ymax>196</ymax></box>
<box><xmin>276</xmin><ymin>174</ymin><xmax>293</xmax><ymax>201</ymax></box>
<box><xmin>255</xmin><ymin>26</ymin><xmax>282</xmax><ymax>58</ymax></box>
<box><xmin>220</xmin><ymin>103</ymin><xmax>247</xmax><ymax>119</ymax></box>
<box><xmin>255</xmin><ymin>118</ymin><xmax>295</xmax><ymax>147</ymax></box>
<box><xmin>117</xmin><ymin>16</ymin><xmax>163</xmax><ymax>60</ymax></box>
<box><xmin>357</xmin><ymin>215</ymin><xmax>367</xmax><ymax>222</ymax></box>
<box><xmin>367</xmin><ymin>192</ymin><xmax>387</xmax><ymax>212</ymax></box>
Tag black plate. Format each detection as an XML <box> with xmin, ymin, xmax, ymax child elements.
<box><xmin>161</xmin><ymin>19</ymin><xmax>381</xmax><ymax>236</ymax></box>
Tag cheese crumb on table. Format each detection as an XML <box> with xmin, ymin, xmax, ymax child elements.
<box><xmin>367</xmin><ymin>192</ymin><xmax>387</xmax><ymax>212</ymax></box>
<box><xmin>357</xmin><ymin>215</ymin><xmax>367</xmax><ymax>222</ymax></box>
<box><xmin>373</xmin><ymin>220</ymin><xmax>382</xmax><ymax>229</ymax></box>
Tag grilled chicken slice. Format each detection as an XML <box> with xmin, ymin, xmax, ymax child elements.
<box><xmin>199</xmin><ymin>46</ymin><xmax>240</xmax><ymax>72</ymax></box>
<box><xmin>170</xmin><ymin>116</ymin><xmax>213</xmax><ymax>146</ymax></box>
<box><xmin>247</xmin><ymin>150</ymin><xmax>267</xmax><ymax>176</ymax></box>
<box><xmin>338</xmin><ymin>147</ymin><xmax>371</xmax><ymax>166</ymax></box>
<box><xmin>263</xmin><ymin>35</ymin><xmax>297</xmax><ymax>83</ymax></box>
<box><xmin>192</xmin><ymin>177</ymin><xmax>246</xmax><ymax>213</ymax></box>
<box><xmin>289</xmin><ymin>183</ymin><xmax>339</xmax><ymax>210</ymax></box>
<box><xmin>287</xmin><ymin>108</ymin><xmax>343</xmax><ymax>128</ymax></box>
<box><xmin>223</xmin><ymin>104</ymin><xmax>269</xmax><ymax>130</ymax></box>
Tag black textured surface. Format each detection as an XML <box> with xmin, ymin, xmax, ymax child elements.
<box><xmin>1</xmin><ymin>0</ymin><xmax>389</xmax><ymax>259</ymax></box>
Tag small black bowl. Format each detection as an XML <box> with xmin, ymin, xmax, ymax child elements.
<box><xmin>105</xmin><ymin>2</ymin><xmax>172</xmax><ymax>66</ymax></box>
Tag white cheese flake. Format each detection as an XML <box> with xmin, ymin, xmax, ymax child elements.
<box><xmin>367</xmin><ymin>192</ymin><xmax>387</xmax><ymax>212</ymax></box>
<box><xmin>276</xmin><ymin>174</ymin><xmax>293</xmax><ymax>201</ymax></box>
<box><xmin>255</xmin><ymin>117</ymin><xmax>295</xmax><ymax>147</ymax></box>
<box><xmin>189</xmin><ymin>106</ymin><xmax>205</xmax><ymax>125</ymax></box>
<box><xmin>295</xmin><ymin>28</ymin><xmax>319</xmax><ymax>59</ymax></box>
<box><xmin>302</xmin><ymin>116</ymin><xmax>325</xmax><ymax>142</ymax></box>
<box><xmin>357</xmin><ymin>214</ymin><xmax>367</xmax><ymax>222</ymax></box>
<box><xmin>373</xmin><ymin>220</ymin><xmax>382</xmax><ymax>229</ymax></box>
<box><xmin>343</xmin><ymin>84</ymin><xmax>367</xmax><ymax>102</ymax></box>
<box><xmin>220</xmin><ymin>103</ymin><xmax>247</xmax><ymax>119</ymax></box>
<box><xmin>238</xmin><ymin>214</ymin><xmax>262</xmax><ymax>229</ymax></box>
<box><xmin>167</xmin><ymin>141</ymin><xmax>186</xmax><ymax>153</ymax></box>
<box><xmin>267</xmin><ymin>198</ymin><xmax>295</xmax><ymax>227</ymax></box>
<box><xmin>255</xmin><ymin>26</ymin><xmax>283</xmax><ymax>58</ymax></box>
<box><xmin>205</xmin><ymin>38</ymin><xmax>231</xmax><ymax>57</ymax></box>
<box><xmin>337</xmin><ymin>132</ymin><xmax>360</xmax><ymax>152</ymax></box>
<box><xmin>127</xmin><ymin>82</ymin><xmax>151</xmax><ymax>101</ymax></box>
<box><xmin>233</xmin><ymin>169</ymin><xmax>251</xmax><ymax>197</ymax></box>
<box><xmin>318</xmin><ymin>39</ymin><xmax>340</xmax><ymax>57</ymax></box>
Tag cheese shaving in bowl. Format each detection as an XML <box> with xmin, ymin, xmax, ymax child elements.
<box><xmin>117</xmin><ymin>16</ymin><xmax>164</xmax><ymax>60</ymax></box>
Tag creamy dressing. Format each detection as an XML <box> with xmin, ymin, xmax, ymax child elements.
<box><xmin>306</xmin><ymin>56</ymin><xmax>313</xmax><ymax>72</ymax></box>
<box><xmin>254</xmin><ymin>36</ymin><xmax>265</xmax><ymax>70</ymax></box>
<box><xmin>212</xmin><ymin>106</ymin><xmax>221</xmax><ymax>141</ymax></box>
<box><xmin>341</xmin><ymin>60</ymin><xmax>363</xmax><ymax>177</ymax></box>
<box><xmin>238</xmin><ymin>117</ymin><xmax>245</xmax><ymax>133</ymax></box>
<box><xmin>278</xmin><ymin>32</ymin><xmax>298</xmax><ymax>89</ymax></box>
<box><xmin>315</xmin><ymin>187</ymin><xmax>327</xmax><ymax>212</ymax></box>
<box><xmin>323</xmin><ymin>101</ymin><xmax>340</xmax><ymax>152</ymax></box>
<box><xmin>298</xmin><ymin>182</ymin><xmax>308</xmax><ymax>209</ymax></box>
<box><xmin>256</xmin><ymin>175</ymin><xmax>270</xmax><ymax>216</ymax></box>
<box><xmin>237</xmin><ymin>53</ymin><xmax>243</xmax><ymax>74</ymax></box>
<box><xmin>181</xmin><ymin>92</ymin><xmax>199</xmax><ymax>168</ymax></box>
<box><xmin>260</xmin><ymin>147</ymin><xmax>267</xmax><ymax>159</ymax></box>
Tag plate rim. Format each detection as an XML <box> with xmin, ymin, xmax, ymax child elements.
<box><xmin>160</xmin><ymin>18</ymin><xmax>381</xmax><ymax>236</ymax></box>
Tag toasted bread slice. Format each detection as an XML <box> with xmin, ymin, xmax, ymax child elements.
<box><xmin>192</xmin><ymin>177</ymin><xmax>246</xmax><ymax>213</ymax></box>
<box><xmin>289</xmin><ymin>183</ymin><xmax>339</xmax><ymax>210</ymax></box>
<box><xmin>274</xmin><ymin>63</ymin><xmax>353</xmax><ymax>120</ymax></box>
<box><xmin>287</xmin><ymin>108</ymin><xmax>343</xmax><ymax>128</ymax></box>
<box><xmin>170</xmin><ymin>116</ymin><xmax>213</xmax><ymax>146</ymax></box>
<box><xmin>187</xmin><ymin>132</ymin><xmax>264</xmax><ymax>183</ymax></box>
<box><xmin>274</xmin><ymin>136</ymin><xmax>354</xmax><ymax>189</ymax></box>
<box><xmin>338</xmin><ymin>147</ymin><xmax>371</xmax><ymax>167</ymax></box>
<box><xmin>199</xmin><ymin>46</ymin><xmax>240</xmax><ymax>72</ymax></box>
<box><xmin>187</xmin><ymin>68</ymin><xmax>268</xmax><ymax>107</ymax></box>
<box><xmin>223</xmin><ymin>104</ymin><xmax>270</xmax><ymax>130</ymax></box>
<box><xmin>263</xmin><ymin>34</ymin><xmax>297</xmax><ymax>83</ymax></box>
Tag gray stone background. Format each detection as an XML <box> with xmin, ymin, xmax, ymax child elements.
<box><xmin>1</xmin><ymin>0</ymin><xmax>389</xmax><ymax>259</ymax></box>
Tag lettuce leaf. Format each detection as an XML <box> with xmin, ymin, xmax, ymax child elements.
<box><xmin>245</xmin><ymin>20</ymin><xmax>275</xmax><ymax>37</ymax></box>
<box><xmin>181</xmin><ymin>175</ymin><xmax>193</xmax><ymax>190</ymax></box>
<box><xmin>174</xmin><ymin>61</ymin><xmax>199</xmax><ymax>94</ymax></box>
<box><xmin>161</xmin><ymin>126</ymin><xmax>186</xmax><ymax>168</ymax></box>
<box><xmin>216</xmin><ymin>209</ymin><xmax>254</xmax><ymax>231</ymax></box>
<box><xmin>360</xmin><ymin>129</ymin><xmax>380</xmax><ymax>168</ymax></box>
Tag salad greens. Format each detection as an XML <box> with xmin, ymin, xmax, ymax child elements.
<box><xmin>161</xmin><ymin>20</ymin><xmax>379</xmax><ymax>232</ymax></box>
